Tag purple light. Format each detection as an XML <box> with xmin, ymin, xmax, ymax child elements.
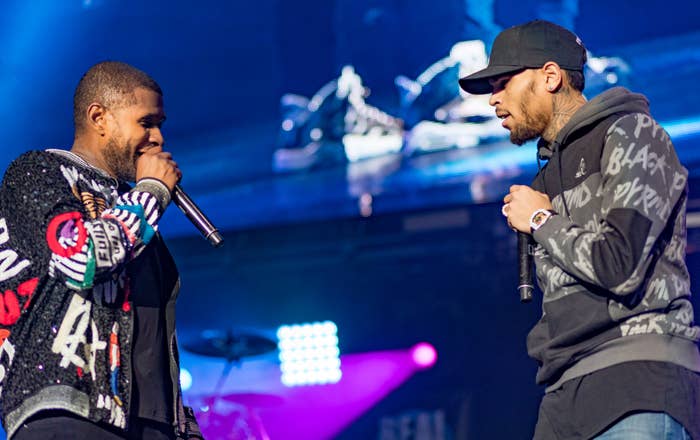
<box><xmin>410</xmin><ymin>342</ymin><xmax>437</xmax><ymax>369</ymax></box>
<box><xmin>183</xmin><ymin>346</ymin><xmax>432</xmax><ymax>439</ymax></box>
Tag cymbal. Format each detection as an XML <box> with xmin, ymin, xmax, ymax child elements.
<box><xmin>221</xmin><ymin>393</ymin><xmax>285</xmax><ymax>408</ymax></box>
<box><xmin>182</xmin><ymin>330</ymin><xmax>277</xmax><ymax>361</ymax></box>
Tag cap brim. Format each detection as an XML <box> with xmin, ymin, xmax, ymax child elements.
<box><xmin>458</xmin><ymin>65</ymin><xmax>525</xmax><ymax>94</ymax></box>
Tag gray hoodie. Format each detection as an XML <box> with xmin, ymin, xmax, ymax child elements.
<box><xmin>527</xmin><ymin>87</ymin><xmax>700</xmax><ymax>389</ymax></box>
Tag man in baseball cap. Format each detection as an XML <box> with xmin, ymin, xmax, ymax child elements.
<box><xmin>472</xmin><ymin>20</ymin><xmax>700</xmax><ymax>440</ymax></box>
<box><xmin>459</xmin><ymin>19</ymin><xmax>586</xmax><ymax>95</ymax></box>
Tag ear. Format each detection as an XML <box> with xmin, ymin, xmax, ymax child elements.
<box><xmin>541</xmin><ymin>62</ymin><xmax>564</xmax><ymax>93</ymax></box>
<box><xmin>85</xmin><ymin>102</ymin><xmax>110</xmax><ymax>137</ymax></box>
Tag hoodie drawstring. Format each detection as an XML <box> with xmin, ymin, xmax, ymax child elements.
<box><xmin>536</xmin><ymin>155</ymin><xmax>547</xmax><ymax>196</ymax></box>
<box><xmin>553</xmin><ymin>140</ymin><xmax>572</xmax><ymax>220</ymax></box>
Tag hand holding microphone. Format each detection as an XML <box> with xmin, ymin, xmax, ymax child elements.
<box><xmin>501</xmin><ymin>185</ymin><xmax>552</xmax><ymax>233</ymax></box>
<box><xmin>502</xmin><ymin>185</ymin><xmax>553</xmax><ymax>303</ymax></box>
<box><xmin>136</xmin><ymin>146</ymin><xmax>182</xmax><ymax>191</ymax></box>
<box><xmin>136</xmin><ymin>148</ymin><xmax>223</xmax><ymax>248</ymax></box>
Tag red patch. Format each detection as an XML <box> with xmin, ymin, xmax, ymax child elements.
<box><xmin>46</xmin><ymin>212</ymin><xmax>87</xmax><ymax>258</ymax></box>
<box><xmin>0</xmin><ymin>329</ymin><xmax>10</xmax><ymax>346</ymax></box>
<box><xmin>0</xmin><ymin>290</ymin><xmax>20</xmax><ymax>326</ymax></box>
<box><xmin>76</xmin><ymin>367</ymin><xmax>84</xmax><ymax>378</ymax></box>
<box><xmin>17</xmin><ymin>278</ymin><xmax>38</xmax><ymax>310</ymax></box>
<box><xmin>122</xmin><ymin>280</ymin><xmax>131</xmax><ymax>312</ymax></box>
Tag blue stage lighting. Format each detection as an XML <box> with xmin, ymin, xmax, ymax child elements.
<box><xmin>277</xmin><ymin>321</ymin><xmax>342</xmax><ymax>386</ymax></box>
<box><xmin>180</xmin><ymin>368</ymin><xmax>193</xmax><ymax>391</ymax></box>
<box><xmin>665</xmin><ymin>117</ymin><xmax>700</xmax><ymax>140</ymax></box>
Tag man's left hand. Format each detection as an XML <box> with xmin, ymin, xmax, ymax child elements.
<box><xmin>502</xmin><ymin>185</ymin><xmax>553</xmax><ymax>233</ymax></box>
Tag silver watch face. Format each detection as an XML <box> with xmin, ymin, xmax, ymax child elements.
<box><xmin>530</xmin><ymin>210</ymin><xmax>551</xmax><ymax>231</ymax></box>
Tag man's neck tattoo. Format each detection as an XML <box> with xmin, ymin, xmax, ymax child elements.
<box><xmin>542</xmin><ymin>90</ymin><xmax>586</xmax><ymax>143</ymax></box>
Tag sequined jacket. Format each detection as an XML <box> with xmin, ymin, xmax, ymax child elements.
<box><xmin>0</xmin><ymin>150</ymin><xmax>201</xmax><ymax>439</ymax></box>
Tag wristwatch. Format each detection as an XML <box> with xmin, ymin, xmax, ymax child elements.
<box><xmin>529</xmin><ymin>209</ymin><xmax>555</xmax><ymax>232</ymax></box>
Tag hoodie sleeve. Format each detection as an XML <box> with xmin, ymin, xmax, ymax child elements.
<box><xmin>2</xmin><ymin>151</ymin><xmax>171</xmax><ymax>292</ymax></box>
<box><xmin>532</xmin><ymin>113</ymin><xmax>687</xmax><ymax>296</ymax></box>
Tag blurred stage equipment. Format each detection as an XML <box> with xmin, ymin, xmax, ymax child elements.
<box><xmin>277</xmin><ymin>320</ymin><xmax>342</xmax><ymax>386</ymax></box>
<box><xmin>273</xmin><ymin>66</ymin><xmax>403</xmax><ymax>171</ymax></box>
<box><xmin>585</xmin><ymin>53</ymin><xmax>631</xmax><ymax>96</ymax></box>
<box><xmin>183</xmin><ymin>330</ymin><xmax>277</xmax><ymax>361</ymax></box>
<box><xmin>272</xmin><ymin>40</ymin><xmax>631</xmax><ymax>172</ymax></box>
<box><xmin>221</xmin><ymin>393</ymin><xmax>285</xmax><ymax>408</ymax></box>
<box><xmin>379</xmin><ymin>408</ymin><xmax>447</xmax><ymax>440</ymax></box>
<box><xmin>397</xmin><ymin>40</ymin><xmax>506</xmax><ymax>155</ymax></box>
<box><xmin>188</xmin><ymin>394</ymin><xmax>272</xmax><ymax>440</ymax></box>
<box><xmin>183</xmin><ymin>330</ymin><xmax>279</xmax><ymax>440</ymax></box>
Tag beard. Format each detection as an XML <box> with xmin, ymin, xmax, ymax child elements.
<box><xmin>102</xmin><ymin>136</ymin><xmax>137</xmax><ymax>182</ymax></box>
<box><xmin>509</xmin><ymin>81</ymin><xmax>550</xmax><ymax>146</ymax></box>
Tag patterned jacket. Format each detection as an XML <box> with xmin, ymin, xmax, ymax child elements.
<box><xmin>527</xmin><ymin>87</ymin><xmax>700</xmax><ymax>389</ymax></box>
<box><xmin>0</xmin><ymin>150</ymin><xmax>200</xmax><ymax>439</ymax></box>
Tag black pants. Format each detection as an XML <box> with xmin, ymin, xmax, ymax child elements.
<box><xmin>13</xmin><ymin>410</ymin><xmax>174</xmax><ymax>440</ymax></box>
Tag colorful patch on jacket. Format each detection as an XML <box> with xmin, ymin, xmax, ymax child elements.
<box><xmin>46</xmin><ymin>211</ymin><xmax>96</xmax><ymax>289</ymax></box>
<box><xmin>108</xmin><ymin>322</ymin><xmax>122</xmax><ymax>405</ymax></box>
<box><xmin>50</xmin><ymin>293</ymin><xmax>106</xmax><ymax>381</ymax></box>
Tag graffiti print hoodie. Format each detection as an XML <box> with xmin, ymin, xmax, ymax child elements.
<box><xmin>527</xmin><ymin>87</ymin><xmax>700</xmax><ymax>389</ymax></box>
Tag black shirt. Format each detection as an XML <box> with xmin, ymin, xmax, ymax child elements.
<box><xmin>128</xmin><ymin>234</ymin><xmax>177</xmax><ymax>424</ymax></box>
<box><xmin>534</xmin><ymin>361</ymin><xmax>700</xmax><ymax>439</ymax></box>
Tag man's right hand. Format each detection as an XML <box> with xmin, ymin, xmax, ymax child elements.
<box><xmin>135</xmin><ymin>146</ymin><xmax>181</xmax><ymax>192</ymax></box>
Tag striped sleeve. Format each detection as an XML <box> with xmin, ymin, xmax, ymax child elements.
<box><xmin>2</xmin><ymin>151</ymin><xmax>173</xmax><ymax>292</ymax></box>
<box><xmin>47</xmin><ymin>189</ymin><xmax>165</xmax><ymax>290</ymax></box>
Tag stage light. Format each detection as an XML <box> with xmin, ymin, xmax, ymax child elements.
<box><xmin>665</xmin><ymin>116</ymin><xmax>700</xmax><ymax>140</ymax></box>
<box><xmin>277</xmin><ymin>320</ymin><xmax>342</xmax><ymax>386</ymax></box>
<box><xmin>410</xmin><ymin>342</ymin><xmax>437</xmax><ymax>369</ymax></box>
<box><xmin>180</xmin><ymin>368</ymin><xmax>193</xmax><ymax>391</ymax></box>
<box><xmin>310</xmin><ymin>128</ymin><xmax>323</xmax><ymax>141</ymax></box>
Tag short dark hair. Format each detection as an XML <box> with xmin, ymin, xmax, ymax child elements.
<box><xmin>73</xmin><ymin>61</ymin><xmax>162</xmax><ymax>131</ymax></box>
<box><xmin>563</xmin><ymin>69</ymin><xmax>585</xmax><ymax>92</ymax></box>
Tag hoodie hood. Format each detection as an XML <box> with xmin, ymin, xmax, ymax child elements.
<box><xmin>537</xmin><ymin>87</ymin><xmax>650</xmax><ymax>160</ymax></box>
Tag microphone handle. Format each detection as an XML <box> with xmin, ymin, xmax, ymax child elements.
<box><xmin>172</xmin><ymin>185</ymin><xmax>224</xmax><ymax>247</ymax></box>
<box><xmin>518</xmin><ymin>232</ymin><xmax>533</xmax><ymax>303</ymax></box>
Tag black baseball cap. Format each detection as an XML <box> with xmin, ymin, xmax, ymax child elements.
<box><xmin>459</xmin><ymin>20</ymin><xmax>587</xmax><ymax>95</ymax></box>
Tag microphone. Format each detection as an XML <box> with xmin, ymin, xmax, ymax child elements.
<box><xmin>172</xmin><ymin>185</ymin><xmax>224</xmax><ymax>247</ymax></box>
<box><xmin>518</xmin><ymin>232</ymin><xmax>533</xmax><ymax>303</ymax></box>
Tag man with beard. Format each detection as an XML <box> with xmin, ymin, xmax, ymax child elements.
<box><xmin>0</xmin><ymin>61</ymin><xmax>202</xmax><ymax>439</ymax></box>
<box><xmin>459</xmin><ymin>20</ymin><xmax>700</xmax><ymax>439</ymax></box>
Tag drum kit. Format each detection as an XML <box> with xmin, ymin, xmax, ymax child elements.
<box><xmin>182</xmin><ymin>330</ymin><xmax>281</xmax><ymax>440</ymax></box>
